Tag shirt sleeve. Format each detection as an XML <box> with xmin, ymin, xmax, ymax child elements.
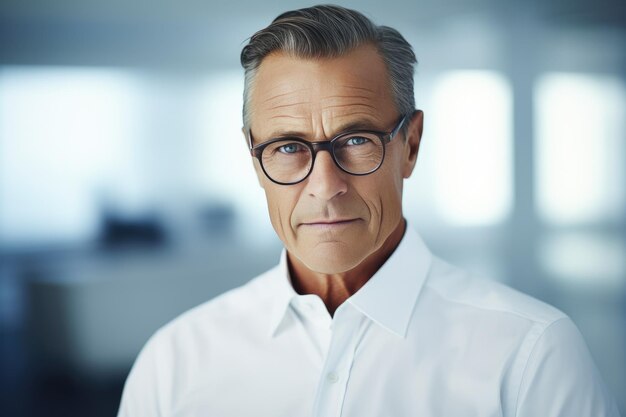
<box><xmin>117</xmin><ymin>330</ymin><xmax>171</xmax><ymax>417</ymax></box>
<box><xmin>514</xmin><ymin>317</ymin><xmax>621</xmax><ymax>417</ymax></box>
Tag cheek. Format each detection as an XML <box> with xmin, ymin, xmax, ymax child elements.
<box><xmin>263</xmin><ymin>186</ymin><xmax>300</xmax><ymax>240</ymax></box>
<box><xmin>383</xmin><ymin>151</ymin><xmax>407</xmax><ymax>212</ymax></box>
<box><xmin>252</xmin><ymin>159</ymin><xmax>267</xmax><ymax>188</ymax></box>
<box><xmin>361</xmin><ymin>160</ymin><xmax>404</xmax><ymax>231</ymax></box>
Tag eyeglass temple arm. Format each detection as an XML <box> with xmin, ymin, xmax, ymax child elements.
<box><xmin>246</xmin><ymin>129</ymin><xmax>256</xmax><ymax>155</ymax></box>
<box><xmin>388</xmin><ymin>111</ymin><xmax>415</xmax><ymax>142</ymax></box>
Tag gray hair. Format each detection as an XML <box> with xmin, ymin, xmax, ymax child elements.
<box><xmin>240</xmin><ymin>4</ymin><xmax>417</xmax><ymax>129</ymax></box>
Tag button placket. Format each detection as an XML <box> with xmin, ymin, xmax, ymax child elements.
<box><xmin>326</xmin><ymin>371</ymin><xmax>339</xmax><ymax>383</ymax></box>
<box><xmin>312</xmin><ymin>306</ymin><xmax>366</xmax><ymax>417</ymax></box>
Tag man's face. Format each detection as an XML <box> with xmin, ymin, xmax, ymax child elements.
<box><xmin>248</xmin><ymin>45</ymin><xmax>422</xmax><ymax>274</ymax></box>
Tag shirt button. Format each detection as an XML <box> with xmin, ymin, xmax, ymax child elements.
<box><xmin>326</xmin><ymin>372</ymin><xmax>339</xmax><ymax>383</ymax></box>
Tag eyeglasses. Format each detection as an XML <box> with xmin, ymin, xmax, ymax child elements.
<box><xmin>247</xmin><ymin>115</ymin><xmax>409</xmax><ymax>185</ymax></box>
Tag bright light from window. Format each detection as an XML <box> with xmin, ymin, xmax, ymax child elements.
<box><xmin>535</xmin><ymin>73</ymin><xmax>626</xmax><ymax>225</ymax></box>
<box><xmin>195</xmin><ymin>72</ymin><xmax>274</xmax><ymax>242</ymax></box>
<box><xmin>430</xmin><ymin>71</ymin><xmax>513</xmax><ymax>226</ymax></box>
<box><xmin>0</xmin><ymin>67</ymin><xmax>143</xmax><ymax>247</ymax></box>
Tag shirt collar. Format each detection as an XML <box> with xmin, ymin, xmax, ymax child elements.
<box><xmin>347</xmin><ymin>226</ymin><xmax>432</xmax><ymax>338</ymax></box>
<box><xmin>267</xmin><ymin>250</ymin><xmax>299</xmax><ymax>338</ymax></box>
<box><xmin>267</xmin><ymin>225</ymin><xmax>432</xmax><ymax>339</ymax></box>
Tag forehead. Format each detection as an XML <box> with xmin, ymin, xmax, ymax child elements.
<box><xmin>249</xmin><ymin>44</ymin><xmax>396</xmax><ymax>139</ymax></box>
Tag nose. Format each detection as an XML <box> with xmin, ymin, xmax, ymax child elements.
<box><xmin>304</xmin><ymin>150</ymin><xmax>348</xmax><ymax>200</ymax></box>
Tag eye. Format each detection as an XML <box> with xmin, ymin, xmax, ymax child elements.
<box><xmin>346</xmin><ymin>136</ymin><xmax>370</xmax><ymax>146</ymax></box>
<box><xmin>277</xmin><ymin>142</ymin><xmax>305</xmax><ymax>154</ymax></box>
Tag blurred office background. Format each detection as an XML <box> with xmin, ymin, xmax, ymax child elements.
<box><xmin>0</xmin><ymin>0</ymin><xmax>624</xmax><ymax>415</ymax></box>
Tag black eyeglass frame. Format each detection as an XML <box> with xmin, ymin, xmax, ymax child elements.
<box><xmin>247</xmin><ymin>114</ymin><xmax>410</xmax><ymax>186</ymax></box>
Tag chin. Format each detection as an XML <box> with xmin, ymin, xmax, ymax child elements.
<box><xmin>298</xmin><ymin>243</ymin><xmax>367</xmax><ymax>274</ymax></box>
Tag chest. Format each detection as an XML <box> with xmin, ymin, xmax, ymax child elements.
<box><xmin>169</xmin><ymin>317</ymin><xmax>509</xmax><ymax>417</ymax></box>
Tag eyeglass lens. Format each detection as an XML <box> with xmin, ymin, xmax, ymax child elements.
<box><xmin>260</xmin><ymin>132</ymin><xmax>384</xmax><ymax>184</ymax></box>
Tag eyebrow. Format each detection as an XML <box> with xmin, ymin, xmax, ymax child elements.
<box><xmin>264</xmin><ymin>118</ymin><xmax>384</xmax><ymax>141</ymax></box>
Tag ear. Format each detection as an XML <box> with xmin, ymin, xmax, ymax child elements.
<box><xmin>402</xmin><ymin>110</ymin><xmax>423</xmax><ymax>179</ymax></box>
<box><xmin>242</xmin><ymin>126</ymin><xmax>266</xmax><ymax>189</ymax></box>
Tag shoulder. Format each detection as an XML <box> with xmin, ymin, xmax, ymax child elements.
<box><xmin>117</xmin><ymin>265</ymin><xmax>281</xmax><ymax>416</ymax></box>
<box><xmin>131</xmin><ymin>262</ymin><xmax>282</xmax><ymax>371</ymax></box>
<box><xmin>153</xmin><ymin>263</ymin><xmax>281</xmax><ymax>344</ymax></box>
<box><xmin>423</xmin><ymin>256</ymin><xmax>566</xmax><ymax>327</ymax></box>
<box><xmin>420</xmin><ymin>257</ymin><xmax>620</xmax><ymax>416</ymax></box>
<box><xmin>416</xmin><ymin>256</ymin><xmax>568</xmax><ymax>374</ymax></box>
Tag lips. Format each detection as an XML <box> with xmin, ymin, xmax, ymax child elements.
<box><xmin>299</xmin><ymin>218</ymin><xmax>359</xmax><ymax>227</ymax></box>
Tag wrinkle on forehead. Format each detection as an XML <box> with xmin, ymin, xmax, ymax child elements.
<box><xmin>250</xmin><ymin>45</ymin><xmax>397</xmax><ymax>139</ymax></box>
<box><xmin>262</xmin><ymin>84</ymin><xmax>380</xmax><ymax>110</ymax></box>
<box><xmin>261</xmin><ymin>94</ymin><xmax>382</xmax><ymax>134</ymax></box>
<box><xmin>260</xmin><ymin>86</ymin><xmax>310</xmax><ymax>114</ymax></box>
<box><xmin>318</xmin><ymin>101</ymin><xmax>378</xmax><ymax>112</ymax></box>
<box><xmin>330</xmin><ymin>85</ymin><xmax>381</xmax><ymax>100</ymax></box>
<box><xmin>268</xmin><ymin>102</ymin><xmax>311</xmax><ymax>111</ymax></box>
<box><xmin>341</xmin><ymin>84</ymin><xmax>380</xmax><ymax>93</ymax></box>
<box><xmin>261</xmin><ymin>101</ymin><xmax>386</xmax><ymax>141</ymax></box>
<box><xmin>265</xmin><ymin>91</ymin><xmax>381</xmax><ymax>116</ymax></box>
<box><xmin>268</xmin><ymin>114</ymin><xmax>309</xmax><ymax>121</ymax></box>
<box><xmin>263</xmin><ymin>87</ymin><xmax>311</xmax><ymax>104</ymax></box>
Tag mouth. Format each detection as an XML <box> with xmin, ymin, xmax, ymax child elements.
<box><xmin>299</xmin><ymin>218</ymin><xmax>360</xmax><ymax>228</ymax></box>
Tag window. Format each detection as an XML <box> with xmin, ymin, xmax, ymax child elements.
<box><xmin>534</xmin><ymin>73</ymin><xmax>626</xmax><ymax>225</ymax></box>
<box><xmin>194</xmin><ymin>72</ymin><xmax>275</xmax><ymax>241</ymax></box>
<box><xmin>428</xmin><ymin>70</ymin><xmax>513</xmax><ymax>226</ymax></box>
<box><xmin>0</xmin><ymin>67</ymin><xmax>144</xmax><ymax>247</ymax></box>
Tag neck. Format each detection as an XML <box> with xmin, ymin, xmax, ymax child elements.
<box><xmin>287</xmin><ymin>218</ymin><xmax>406</xmax><ymax>317</ymax></box>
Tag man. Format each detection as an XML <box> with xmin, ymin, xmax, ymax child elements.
<box><xmin>118</xmin><ymin>5</ymin><xmax>620</xmax><ymax>417</ymax></box>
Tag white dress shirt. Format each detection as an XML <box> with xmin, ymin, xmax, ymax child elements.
<box><xmin>118</xmin><ymin>227</ymin><xmax>620</xmax><ymax>417</ymax></box>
